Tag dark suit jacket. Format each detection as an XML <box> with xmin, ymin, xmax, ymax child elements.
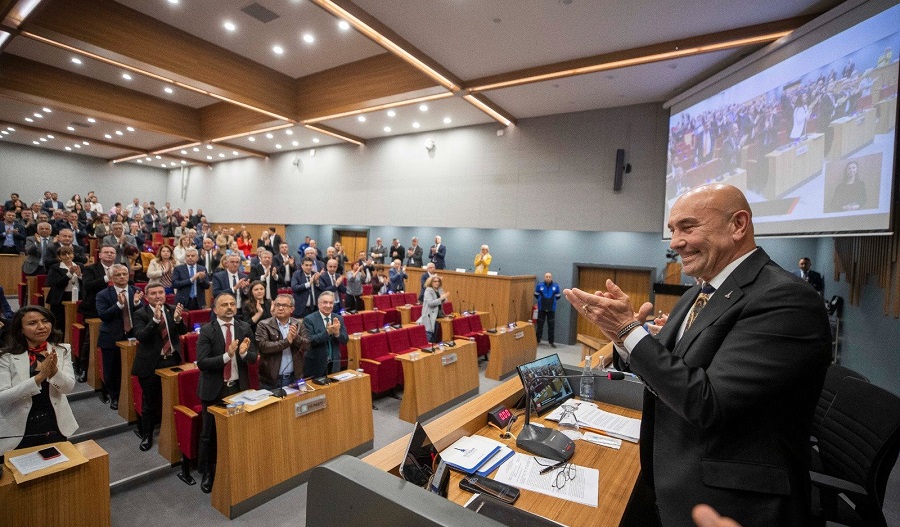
<box><xmin>405</xmin><ymin>245</ymin><xmax>423</xmax><ymax>267</ymax></box>
<box><xmin>389</xmin><ymin>244</ymin><xmax>405</xmax><ymax>262</ymax></box>
<box><xmin>78</xmin><ymin>262</ymin><xmax>112</xmax><ymax>318</ymax></box>
<box><xmin>46</xmin><ymin>262</ymin><xmax>83</xmax><ymax>306</ymax></box>
<box><xmin>22</xmin><ymin>235</ymin><xmax>51</xmax><ymax>275</ymax></box>
<box><xmin>44</xmin><ymin>242</ymin><xmax>87</xmax><ymax>267</ymax></box>
<box><xmin>618</xmin><ymin>249</ymin><xmax>831</xmax><ymax>527</ymax></box>
<box><xmin>318</xmin><ymin>272</ymin><xmax>346</xmax><ymax>309</ymax></box>
<box><xmin>793</xmin><ymin>269</ymin><xmax>824</xmax><ymax>294</ymax></box>
<box><xmin>430</xmin><ymin>244</ymin><xmax>446</xmax><ymax>269</ymax></box>
<box><xmin>96</xmin><ymin>285</ymin><xmax>139</xmax><ymax>349</ymax></box>
<box><xmin>131</xmin><ymin>304</ymin><xmax>189</xmax><ymax>377</ymax></box>
<box><xmin>2</xmin><ymin>221</ymin><xmax>26</xmax><ymax>252</ymax></box>
<box><xmin>198</xmin><ymin>250</ymin><xmax>221</xmax><ymax>275</ymax></box>
<box><xmin>290</xmin><ymin>270</ymin><xmax>319</xmax><ymax>316</ymax></box>
<box><xmin>41</xmin><ymin>199</ymin><xmax>64</xmax><ymax>214</ymax></box>
<box><xmin>249</xmin><ymin>264</ymin><xmax>281</xmax><ymax>300</ymax></box>
<box><xmin>172</xmin><ymin>263</ymin><xmax>210</xmax><ymax>307</ymax></box>
<box><xmin>255</xmin><ymin>316</ymin><xmax>309</xmax><ymax>386</ymax></box>
<box><xmin>272</xmin><ymin>253</ymin><xmax>295</xmax><ymax>286</ymax></box>
<box><xmin>195</xmin><ymin>318</ymin><xmax>258</xmax><ymax>402</ymax></box>
<box><xmin>211</xmin><ymin>270</ymin><xmax>250</xmax><ymax>301</ymax></box>
<box><xmin>302</xmin><ymin>311</ymin><xmax>348</xmax><ymax>378</ymax></box>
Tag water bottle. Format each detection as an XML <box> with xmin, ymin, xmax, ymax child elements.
<box><xmin>580</xmin><ymin>355</ymin><xmax>594</xmax><ymax>401</ymax></box>
<box><xmin>193</xmin><ymin>323</ymin><xmax>201</xmax><ymax>333</ymax></box>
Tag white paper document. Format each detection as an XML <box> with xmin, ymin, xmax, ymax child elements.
<box><xmin>581</xmin><ymin>432</ymin><xmax>622</xmax><ymax>449</ymax></box>
<box><xmin>493</xmin><ymin>453</ymin><xmax>600</xmax><ymax>507</ymax></box>
<box><xmin>547</xmin><ymin>401</ymin><xmax>640</xmax><ymax>443</ymax></box>
<box><xmin>231</xmin><ymin>389</ymin><xmax>273</xmax><ymax>406</ymax></box>
<box><xmin>8</xmin><ymin>450</ymin><xmax>70</xmax><ymax>476</ymax></box>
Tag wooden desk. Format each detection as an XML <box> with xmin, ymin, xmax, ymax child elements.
<box><xmin>0</xmin><ymin>440</ymin><xmax>111</xmax><ymax>527</ymax></box>
<box><xmin>397</xmin><ymin>304</ymin><xmax>415</xmax><ymax>325</ymax></box>
<box><xmin>406</xmin><ymin>268</ymin><xmax>536</xmax><ymax>324</ymax></box>
<box><xmin>829</xmin><ymin>109</ymin><xmax>876</xmax><ymax>160</ymax></box>
<box><xmin>209</xmin><ymin>373</ymin><xmax>375</xmax><ymax>518</ymax></box>
<box><xmin>63</xmin><ymin>300</ymin><xmax>79</xmax><ymax>345</ymax></box>
<box><xmin>763</xmin><ymin>133</ymin><xmax>824</xmax><ymax>198</ymax></box>
<box><xmin>486</xmin><ymin>321</ymin><xmax>538</xmax><ymax>380</ymax></box>
<box><xmin>395</xmin><ymin>339</ymin><xmax>479</xmax><ymax>423</ymax></box>
<box><xmin>86</xmin><ymin>318</ymin><xmax>102</xmax><ymax>390</ymax></box>
<box><xmin>156</xmin><ymin>362</ymin><xmax>198</xmax><ymax>464</ymax></box>
<box><xmin>0</xmin><ymin>253</ymin><xmax>24</xmax><ymax>294</ymax></box>
<box><xmin>116</xmin><ymin>339</ymin><xmax>138</xmax><ymax>422</ymax></box>
<box><xmin>437</xmin><ymin>312</ymin><xmax>489</xmax><ymax>342</ymax></box>
<box><xmin>875</xmin><ymin>96</ymin><xmax>897</xmax><ymax>134</ymax></box>
<box><xmin>363</xmin><ymin>378</ymin><xmax>642</xmax><ymax>527</ymax></box>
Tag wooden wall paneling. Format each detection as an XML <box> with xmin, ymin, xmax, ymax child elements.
<box><xmin>574</xmin><ymin>265</ymin><xmax>654</xmax><ymax>341</ymax></box>
<box><xmin>0</xmin><ymin>55</ymin><xmax>201</xmax><ymax>139</ymax></box>
<box><xmin>0</xmin><ymin>254</ymin><xmax>24</xmax><ymax>294</ymax></box>
<box><xmin>22</xmin><ymin>0</ymin><xmax>295</xmax><ymax>120</ymax></box>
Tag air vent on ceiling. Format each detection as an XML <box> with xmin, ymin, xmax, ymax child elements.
<box><xmin>241</xmin><ymin>3</ymin><xmax>279</xmax><ymax>23</ymax></box>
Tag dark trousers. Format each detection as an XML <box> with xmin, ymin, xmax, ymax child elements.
<box><xmin>536</xmin><ymin>310</ymin><xmax>556</xmax><ymax>344</ymax></box>
<box><xmin>49</xmin><ymin>294</ymin><xmax>71</xmax><ymax>345</ymax></box>
<box><xmin>345</xmin><ymin>294</ymin><xmax>362</xmax><ymax>312</ymax></box>
<box><xmin>198</xmin><ymin>383</ymin><xmax>240</xmax><ymax>474</ymax></box>
<box><xmin>137</xmin><ymin>355</ymin><xmax>178</xmax><ymax>433</ymax></box>
<box><xmin>295</xmin><ymin>305</ymin><xmax>317</xmax><ymax>318</ymax></box>
<box><xmin>77</xmin><ymin>330</ymin><xmax>91</xmax><ymax>373</ymax></box>
<box><xmin>0</xmin><ymin>246</ymin><xmax>18</xmax><ymax>255</ymax></box>
<box><xmin>184</xmin><ymin>297</ymin><xmax>201</xmax><ymax>310</ymax></box>
<box><xmin>101</xmin><ymin>346</ymin><xmax>121</xmax><ymax>399</ymax></box>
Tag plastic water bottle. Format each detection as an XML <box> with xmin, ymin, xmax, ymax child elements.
<box><xmin>580</xmin><ymin>355</ymin><xmax>594</xmax><ymax>401</ymax></box>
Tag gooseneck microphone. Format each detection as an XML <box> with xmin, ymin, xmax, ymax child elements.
<box><xmin>487</xmin><ymin>303</ymin><xmax>498</xmax><ymax>333</ymax></box>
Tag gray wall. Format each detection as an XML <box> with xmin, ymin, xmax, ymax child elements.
<box><xmin>0</xmin><ymin>141</ymin><xmax>169</xmax><ymax>207</ymax></box>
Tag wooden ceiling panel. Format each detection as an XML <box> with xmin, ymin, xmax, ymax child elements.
<box><xmin>21</xmin><ymin>0</ymin><xmax>295</xmax><ymax>120</ymax></box>
<box><xmin>295</xmin><ymin>53</ymin><xmax>439</xmax><ymax>121</ymax></box>
<box><xmin>199</xmin><ymin>102</ymin><xmax>287</xmax><ymax>143</ymax></box>
<box><xmin>0</xmin><ymin>54</ymin><xmax>200</xmax><ymax>139</ymax></box>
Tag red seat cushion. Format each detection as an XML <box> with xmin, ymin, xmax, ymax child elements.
<box><xmin>361</xmin><ymin>310</ymin><xmax>384</xmax><ymax>331</ymax></box>
<box><xmin>373</xmin><ymin>295</ymin><xmax>392</xmax><ymax>310</ymax></box>
<box><xmin>343</xmin><ymin>313</ymin><xmax>364</xmax><ymax>334</ymax></box>
<box><xmin>404</xmin><ymin>293</ymin><xmax>417</xmax><ymax>305</ymax></box>
<box><xmin>131</xmin><ymin>375</ymin><xmax>143</xmax><ymax>416</ymax></box>
<box><xmin>180</xmin><ymin>333</ymin><xmax>199</xmax><ymax>363</ymax></box>
<box><xmin>408</xmin><ymin>325</ymin><xmax>430</xmax><ymax>349</ymax></box>
<box><xmin>387</xmin><ymin>329</ymin><xmax>414</xmax><ymax>355</ymax></box>
<box><xmin>389</xmin><ymin>293</ymin><xmax>406</xmax><ymax>307</ymax></box>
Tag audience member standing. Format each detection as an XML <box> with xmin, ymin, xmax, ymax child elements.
<box><xmin>291</xmin><ymin>258</ymin><xmax>320</xmax><ymax>318</ymax></box>
<box><xmin>430</xmin><ymin>236</ymin><xmax>446</xmax><ymax>269</ymax></box>
<box><xmin>22</xmin><ymin>222</ymin><xmax>53</xmax><ymax>276</ymax></box>
<box><xmin>302</xmin><ymin>292</ymin><xmax>347</xmax><ymax>377</ymax></box>
<box><xmin>474</xmin><ymin>245</ymin><xmax>492</xmax><ymax>274</ymax></box>
<box><xmin>794</xmin><ymin>257</ymin><xmax>824</xmax><ymax>295</ymax></box>
<box><xmin>96</xmin><ymin>264</ymin><xmax>143</xmax><ymax>410</ymax></box>
<box><xmin>534</xmin><ymin>273</ymin><xmax>561</xmax><ymax>348</ymax></box>
<box><xmin>172</xmin><ymin>248</ymin><xmax>209</xmax><ymax>310</ymax></box>
<box><xmin>256</xmin><ymin>294</ymin><xmax>309</xmax><ymax>390</ymax></box>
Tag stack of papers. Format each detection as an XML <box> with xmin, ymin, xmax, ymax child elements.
<box><xmin>546</xmin><ymin>401</ymin><xmax>640</xmax><ymax>443</ymax></box>
<box><xmin>441</xmin><ymin>436</ymin><xmax>512</xmax><ymax>474</ymax></box>
<box><xmin>231</xmin><ymin>389</ymin><xmax>272</xmax><ymax>406</ymax></box>
<box><xmin>493</xmin><ymin>453</ymin><xmax>600</xmax><ymax>507</ymax></box>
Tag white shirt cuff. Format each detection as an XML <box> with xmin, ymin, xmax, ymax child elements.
<box><xmin>222</xmin><ymin>353</ymin><xmax>230</xmax><ymax>363</ymax></box>
<box><xmin>614</xmin><ymin>326</ymin><xmax>650</xmax><ymax>363</ymax></box>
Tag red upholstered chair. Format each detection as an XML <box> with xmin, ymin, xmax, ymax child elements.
<box><xmin>165</xmin><ymin>293</ymin><xmax>176</xmax><ymax>305</ymax></box>
<box><xmin>386</xmin><ymin>328</ymin><xmax>416</xmax><ymax>355</ymax></box>
<box><xmin>343</xmin><ymin>313</ymin><xmax>364</xmax><ymax>334</ymax></box>
<box><xmin>466</xmin><ymin>315</ymin><xmax>491</xmax><ymax>358</ymax></box>
<box><xmin>173</xmin><ymin>368</ymin><xmax>202</xmax><ymax>485</ymax></box>
<box><xmin>277</xmin><ymin>287</ymin><xmax>291</xmax><ymax>296</ymax></box>
<box><xmin>18</xmin><ymin>282</ymin><xmax>27</xmax><ymax>308</ymax></box>
<box><xmin>373</xmin><ymin>295</ymin><xmax>392</xmax><ymax>310</ymax></box>
<box><xmin>131</xmin><ymin>375</ymin><xmax>144</xmax><ymax>431</ymax></box>
<box><xmin>29</xmin><ymin>274</ymin><xmax>47</xmax><ymax>306</ymax></box>
<box><xmin>408</xmin><ymin>325</ymin><xmax>431</xmax><ymax>349</ymax></box>
<box><xmin>183</xmin><ymin>309</ymin><xmax>211</xmax><ymax>329</ymax></box>
<box><xmin>70</xmin><ymin>322</ymin><xmax>85</xmax><ymax>361</ymax></box>
<box><xmin>247</xmin><ymin>361</ymin><xmax>260</xmax><ymax>389</ymax></box>
<box><xmin>451</xmin><ymin>316</ymin><xmax>471</xmax><ymax>339</ymax></box>
<box><xmin>410</xmin><ymin>304</ymin><xmax>422</xmax><ymax>321</ymax></box>
<box><xmin>179</xmin><ymin>333</ymin><xmax>199</xmax><ymax>363</ymax></box>
<box><xmin>443</xmin><ymin>302</ymin><xmax>454</xmax><ymax>316</ymax></box>
<box><xmin>362</xmin><ymin>284</ymin><xmax>373</xmax><ymax>296</ymax></box>
<box><xmin>389</xmin><ymin>293</ymin><xmax>406</xmax><ymax>308</ymax></box>
<box><xmin>404</xmin><ymin>293</ymin><xmax>417</xmax><ymax>305</ymax></box>
<box><xmin>361</xmin><ymin>310</ymin><xmax>385</xmax><ymax>331</ymax></box>
<box><xmin>134</xmin><ymin>282</ymin><xmax>148</xmax><ymax>291</ymax></box>
<box><xmin>358</xmin><ymin>332</ymin><xmax>403</xmax><ymax>395</ymax></box>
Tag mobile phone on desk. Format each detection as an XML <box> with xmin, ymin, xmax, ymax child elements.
<box><xmin>170</xmin><ymin>366</ymin><xmax>183</xmax><ymax>372</ymax></box>
<box><xmin>38</xmin><ymin>446</ymin><xmax>61</xmax><ymax>460</ymax></box>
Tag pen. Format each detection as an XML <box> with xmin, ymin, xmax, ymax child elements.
<box><xmin>539</xmin><ymin>460</ymin><xmax>566</xmax><ymax>475</ymax></box>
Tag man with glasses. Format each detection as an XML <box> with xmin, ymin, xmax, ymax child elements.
<box><xmin>256</xmin><ymin>294</ymin><xmax>309</xmax><ymax>390</ymax></box>
<box><xmin>302</xmin><ymin>292</ymin><xmax>348</xmax><ymax>378</ymax></box>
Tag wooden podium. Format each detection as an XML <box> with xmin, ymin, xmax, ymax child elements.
<box><xmin>394</xmin><ymin>339</ymin><xmax>479</xmax><ymax>423</ymax></box>
<box><xmin>208</xmin><ymin>373</ymin><xmax>375</xmax><ymax>518</ymax></box>
<box><xmin>116</xmin><ymin>339</ymin><xmax>139</xmax><ymax>422</ymax></box>
<box><xmin>85</xmin><ymin>318</ymin><xmax>103</xmax><ymax>390</ymax></box>
<box><xmin>0</xmin><ymin>441</ymin><xmax>110</xmax><ymax>527</ymax></box>
<box><xmin>485</xmin><ymin>321</ymin><xmax>538</xmax><ymax>380</ymax></box>
<box><xmin>406</xmin><ymin>268</ymin><xmax>536</xmax><ymax>323</ymax></box>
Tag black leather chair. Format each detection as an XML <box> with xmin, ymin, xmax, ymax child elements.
<box><xmin>810</xmin><ymin>377</ymin><xmax>900</xmax><ymax>527</ymax></box>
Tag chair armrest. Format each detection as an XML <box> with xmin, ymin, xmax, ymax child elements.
<box><xmin>173</xmin><ymin>405</ymin><xmax>198</xmax><ymax>419</ymax></box>
<box><xmin>360</xmin><ymin>358</ymin><xmax>382</xmax><ymax>366</ymax></box>
<box><xmin>809</xmin><ymin>470</ymin><xmax>868</xmax><ymax>497</ymax></box>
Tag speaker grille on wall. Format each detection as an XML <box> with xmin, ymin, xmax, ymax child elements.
<box><xmin>613</xmin><ymin>149</ymin><xmax>631</xmax><ymax>191</ymax></box>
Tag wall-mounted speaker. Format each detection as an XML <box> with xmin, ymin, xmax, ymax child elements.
<box><xmin>613</xmin><ymin>149</ymin><xmax>632</xmax><ymax>191</ymax></box>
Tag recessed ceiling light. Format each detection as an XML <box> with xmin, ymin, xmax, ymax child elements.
<box><xmin>206</xmin><ymin>155</ymin><xmax>212</xmax><ymax>160</ymax></box>
<box><xmin>412</xmin><ymin>122</ymin><xmax>421</xmax><ymax>129</ymax></box>
<box><xmin>180</xmin><ymin>150</ymin><xmax>187</xmax><ymax>155</ymax></box>
<box><xmin>82</xmin><ymin>141</ymin><xmax>89</xmax><ymax>145</ymax></box>
<box><xmin>164</xmin><ymin>87</ymin><xmax>174</xmax><ymax>94</ymax></box>
<box><xmin>146</xmin><ymin>157</ymin><xmax>152</xmax><ymax>161</ymax></box>
<box><xmin>192</xmin><ymin>147</ymin><xmax>199</xmax><ymax>152</ymax></box>
<box><xmin>155</xmin><ymin>155</ymin><xmax>161</xmax><ymax>159</ymax></box>
<box><xmin>206</xmin><ymin>145</ymin><xmax>213</xmax><ymax>149</ymax></box>
<box><xmin>46</xmin><ymin>134</ymin><xmax>54</xmax><ymax>139</ymax></box>
<box><xmin>0</xmin><ymin>131</ymin><xmax>7</xmax><ymax>135</ymax></box>
<box><xmin>122</xmin><ymin>73</ymin><xmax>132</xmax><ymax>80</ymax></box>
<box><xmin>73</xmin><ymin>144</ymin><xmax>81</xmax><ymax>148</ymax></box>
<box><xmin>312</xmin><ymin>137</ymin><xmax>320</xmax><ymax>143</ymax></box>
<box><xmin>357</xmin><ymin>115</ymin><xmax>366</xmax><ymax>122</ymax></box>
<box><xmin>248</xmin><ymin>136</ymin><xmax>255</xmax><ymax>142</ymax></box>
<box><xmin>115</xmin><ymin>130</ymin><xmax>123</xmax><ymax>135</ymax></box>
<box><xmin>265</xmin><ymin>133</ymin><xmax>273</xmax><ymax>139</ymax></box>
<box><xmin>181</xmin><ymin>160</ymin><xmax>186</xmax><ymax>164</ymax></box>
<box><xmin>170</xmin><ymin>162</ymin><xmax>177</xmax><ymax>166</ymax></box>
<box><xmin>137</xmin><ymin>159</ymin><xmax>142</xmax><ymax>164</ymax></box>
<box><xmin>232</xmin><ymin>151</ymin><xmax>239</xmax><ymax>156</ymax></box>
<box><xmin>42</xmin><ymin>107</ymin><xmax>52</xmax><ymax>113</ymax></box>
<box><xmin>6</xmin><ymin>127</ymin><xmax>14</xmax><ymax>131</ymax></box>
<box><xmin>338</xmin><ymin>20</ymin><xmax>350</xmax><ymax>30</ymax></box>
<box><xmin>302</xmin><ymin>33</ymin><xmax>315</xmax><ymax>44</ymax></box>
<box><xmin>34</xmin><ymin>113</ymin><xmax>43</xmax><ymax>118</ymax></box>
<box><xmin>291</xmin><ymin>141</ymin><xmax>298</xmax><ymax>146</ymax></box>
<box><xmin>104</xmin><ymin>134</ymin><xmax>111</xmax><ymax>139</ymax></box>
<box><xmin>71</xmin><ymin>57</ymin><xmax>82</xmax><ymax>65</ymax></box>
<box><xmin>67</xmin><ymin>126</ymin><xmax>75</xmax><ymax>131</ymax></box>
<box><xmin>443</xmin><ymin>117</ymin><xmax>452</xmax><ymax>124</ymax></box>
<box><xmin>223</xmin><ymin>21</ymin><xmax>236</xmax><ymax>31</ymax></box>
<box><xmin>383</xmin><ymin>126</ymin><xmax>391</xmax><ymax>132</ymax></box>
<box><xmin>419</xmin><ymin>104</ymin><xmax>428</xmax><ymax>112</ymax></box>
<box><xmin>272</xmin><ymin>45</ymin><xmax>284</xmax><ymax>55</ymax></box>
<box><xmin>167</xmin><ymin>0</ymin><xmax>179</xmax><ymax>4</ymax></box>
<box><xmin>64</xmin><ymin>146</ymin><xmax>71</xmax><ymax>151</ymax></box>
<box><xmin>285</xmin><ymin>129</ymin><xmax>293</xmax><ymax>135</ymax></box>
<box><xmin>39</xmin><ymin>137</ymin><xmax>46</xmax><ymax>142</ymax></box>
<box><xmin>218</xmin><ymin>153</ymin><xmax>225</xmax><ymax>157</ymax></box>
<box><xmin>127</xmin><ymin>126</ymin><xmax>135</xmax><ymax>132</ymax></box>
<box><xmin>87</xmin><ymin>118</ymin><xmax>96</xmax><ymax>123</ymax></box>
<box><xmin>387</xmin><ymin>110</ymin><xmax>396</xmax><ymax>117</ymax></box>
<box><xmin>32</xmin><ymin>141</ymin><xmax>39</xmax><ymax>145</ymax></box>
<box><xmin>161</xmin><ymin>163</ymin><xmax>168</xmax><ymax>168</ymax></box>
<box><xmin>25</xmin><ymin>118</ymin><xmax>33</xmax><ymax>122</ymax></box>
<box><xmin>275</xmin><ymin>144</ymin><xmax>282</xmax><ymax>149</ymax></box>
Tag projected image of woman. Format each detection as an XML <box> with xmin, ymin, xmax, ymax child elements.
<box><xmin>830</xmin><ymin>161</ymin><xmax>867</xmax><ymax>211</ymax></box>
<box><xmin>790</xmin><ymin>92</ymin><xmax>809</xmax><ymax>142</ymax></box>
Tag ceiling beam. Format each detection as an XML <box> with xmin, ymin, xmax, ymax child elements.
<box><xmin>218</xmin><ymin>141</ymin><xmax>269</xmax><ymax>159</ymax></box>
<box><xmin>0</xmin><ymin>118</ymin><xmax>143</xmax><ymax>152</ymax></box>
<box><xmin>466</xmin><ymin>15</ymin><xmax>817</xmax><ymax>93</ymax></box>
<box><xmin>1</xmin><ymin>0</ymin><xmax>42</xmax><ymax>28</ymax></box>
<box><xmin>21</xmin><ymin>0</ymin><xmax>296</xmax><ymax>121</ymax></box>
<box><xmin>304</xmin><ymin>123</ymin><xmax>365</xmax><ymax>146</ymax></box>
<box><xmin>200</xmin><ymin>102</ymin><xmax>287</xmax><ymax>143</ymax></box>
<box><xmin>0</xmin><ymin>54</ymin><xmax>201</xmax><ymax>139</ymax></box>
<box><xmin>111</xmin><ymin>150</ymin><xmax>212</xmax><ymax>169</ymax></box>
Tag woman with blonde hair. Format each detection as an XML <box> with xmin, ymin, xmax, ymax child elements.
<box><xmin>172</xmin><ymin>235</ymin><xmax>193</xmax><ymax>265</ymax></box>
<box><xmin>146</xmin><ymin>245</ymin><xmax>175</xmax><ymax>293</ymax></box>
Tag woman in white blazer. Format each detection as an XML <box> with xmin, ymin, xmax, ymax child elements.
<box><xmin>417</xmin><ymin>275</ymin><xmax>449</xmax><ymax>343</ymax></box>
<box><xmin>0</xmin><ymin>306</ymin><xmax>78</xmax><ymax>457</ymax></box>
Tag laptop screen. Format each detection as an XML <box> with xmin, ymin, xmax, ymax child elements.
<box><xmin>399</xmin><ymin>422</ymin><xmax>449</xmax><ymax>496</ymax></box>
<box><xmin>516</xmin><ymin>353</ymin><xmax>574</xmax><ymax>416</ymax></box>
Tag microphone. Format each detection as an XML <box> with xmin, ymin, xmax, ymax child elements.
<box><xmin>486</xmin><ymin>303</ymin><xmax>498</xmax><ymax>333</ymax></box>
<box><xmin>455</xmin><ymin>290</ymin><xmax>462</xmax><ymax>314</ymax></box>
<box><xmin>510</xmin><ymin>299</ymin><xmax>517</xmax><ymax>326</ymax></box>
<box><xmin>0</xmin><ymin>431</ymin><xmax>54</xmax><ymax>440</ymax></box>
<box><xmin>607</xmin><ymin>371</ymin><xmax>626</xmax><ymax>380</ymax></box>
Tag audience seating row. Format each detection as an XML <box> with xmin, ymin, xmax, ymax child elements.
<box><xmin>451</xmin><ymin>314</ymin><xmax>490</xmax><ymax>358</ymax></box>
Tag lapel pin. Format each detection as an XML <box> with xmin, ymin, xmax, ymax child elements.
<box><xmin>724</xmin><ymin>291</ymin><xmax>733</xmax><ymax>299</ymax></box>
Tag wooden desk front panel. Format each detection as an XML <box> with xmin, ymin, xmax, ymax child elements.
<box><xmin>63</xmin><ymin>301</ymin><xmax>79</xmax><ymax>345</ymax></box>
<box><xmin>407</xmin><ymin>268</ymin><xmax>536</xmax><ymax>323</ymax></box>
<box><xmin>0</xmin><ymin>254</ymin><xmax>24</xmax><ymax>296</ymax></box>
<box><xmin>211</xmin><ymin>374</ymin><xmax>374</xmax><ymax>516</ymax></box>
<box><xmin>156</xmin><ymin>362</ymin><xmax>198</xmax><ymax>464</ymax></box>
<box><xmin>0</xmin><ymin>440</ymin><xmax>111</xmax><ymax>527</ymax></box>
<box><xmin>395</xmin><ymin>339</ymin><xmax>478</xmax><ymax>423</ymax></box>
<box><xmin>486</xmin><ymin>322</ymin><xmax>538</xmax><ymax>380</ymax></box>
<box><xmin>116</xmin><ymin>340</ymin><xmax>138</xmax><ymax>422</ymax></box>
<box><xmin>86</xmin><ymin>318</ymin><xmax>102</xmax><ymax>390</ymax></box>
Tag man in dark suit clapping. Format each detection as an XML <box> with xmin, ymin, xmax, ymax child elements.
<box><xmin>249</xmin><ymin>250</ymin><xmax>280</xmax><ymax>301</ymax></box>
<box><xmin>302</xmin><ymin>291</ymin><xmax>348</xmax><ymax>378</ymax></box>
<box><xmin>195</xmin><ymin>292</ymin><xmax>257</xmax><ymax>493</ymax></box>
<box><xmin>96</xmin><ymin>264</ymin><xmax>143</xmax><ymax>410</ymax></box>
<box><xmin>212</xmin><ymin>254</ymin><xmax>250</xmax><ymax>311</ymax></box>
<box><xmin>131</xmin><ymin>283</ymin><xmax>188</xmax><ymax>451</ymax></box>
<box><xmin>172</xmin><ymin>248</ymin><xmax>209</xmax><ymax>310</ymax></box>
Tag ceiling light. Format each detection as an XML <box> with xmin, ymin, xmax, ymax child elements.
<box><xmin>164</xmin><ymin>87</ymin><xmax>174</xmax><ymax>94</ymax></box>
<box><xmin>87</xmin><ymin>118</ymin><xmax>96</xmax><ymax>123</ymax></box>
<box><xmin>272</xmin><ymin>45</ymin><xmax>284</xmax><ymax>55</ymax></box>
<box><xmin>387</xmin><ymin>110</ymin><xmax>396</xmax><ymax>117</ymax></box>
<box><xmin>218</xmin><ymin>153</ymin><xmax>225</xmax><ymax>157</ymax></box>
<box><xmin>67</xmin><ymin>126</ymin><xmax>75</xmax><ymax>131</ymax></box>
<box><xmin>312</xmin><ymin>138</ymin><xmax>320</xmax><ymax>143</ymax></box>
<box><xmin>24</xmin><ymin>117</ymin><xmax>33</xmax><ymax>122</ymax></box>
<box><xmin>248</xmin><ymin>137</ymin><xmax>255</xmax><ymax>142</ymax></box>
<box><xmin>155</xmin><ymin>155</ymin><xmax>161</xmax><ymax>159</ymax></box>
<box><xmin>42</xmin><ymin>108</ymin><xmax>52</xmax><ymax>113</ymax></box>
<box><xmin>357</xmin><ymin>115</ymin><xmax>366</xmax><ymax>122</ymax></box>
<box><xmin>46</xmin><ymin>134</ymin><xmax>54</xmax><ymax>139</ymax></box>
<box><xmin>122</xmin><ymin>73</ymin><xmax>132</xmax><ymax>80</ymax></box>
<box><xmin>181</xmin><ymin>160</ymin><xmax>186</xmax><ymax>164</ymax></box>
<box><xmin>161</xmin><ymin>164</ymin><xmax>167</xmax><ymax>167</ymax></box>
<box><xmin>39</xmin><ymin>137</ymin><xmax>46</xmax><ymax>142</ymax></box>
<box><xmin>192</xmin><ymin>147</ymin><xmax>199</xmax><ymax>152</ymax></box>
<box><xmin>223</xmin><ymin>21</ymin><xmax>236</xmax><ymax>31</ymax></box>
<box><xmin>292</xmin><ymin>141</ymin><xmax>299</xmax><ymax>147</ymax></box>
<box><xmin>285</xmin><ymin>129</ymin><xmax>293</xmax><ymax>135</ymax></box>
<box><xmin>443</xmin><ymin>117</ymin><xmax>452</xmax><ymax>124</ymax></box>
<box><xmin>206</xmin><ymin>155</ymin><xmax>212</xmax><ymax>160</ymax></box>
<box><xmin>70</xmin><ymin>57</ymin><xmax>82</xmax><ymax>65</ymax></box>
<box><xmin>180</xmin><ymin>150</ymin><xmax>187</xmax><ymax>154</ymax></box>
<box><xmin>104</xmin><ymin>134</ymin><xmax>112</xmax><ymax>139</ymax></box>
<box><xmin>34</xmin><ymin>113</ymin><xmax>42</xmax><ymax>118</ymax></box>
<box><xmin>412</xmin><ymin>122</ymin><xmax>420</xmax><ymax>129</ymax></box>
<box><xmin>6</xmin><ymin>127</ymin><xmax>13</xmax><ymax>131</ymax></box>
<box><xmin>206</xmin><ymin>145</ymin><xmax>213</xmax><ymax>149</ymax></box>
<box><xmin>127</xmin><ymin>126</ymin><xmax>135</xmax><ymax>132</ymax></box>
<box><xmin>0</xmin><ymin>131</ymin><xmax>7</xmax><ymax>135</ymax></box>
<box><xmin>383</xmin><ymin>126</ymin><xmax>391</xmax><ymax>132</ymax></box>
<box><xmin>64</xmin><ymin>146</ymin><xmax>71</xmax><ymax>151</ymax></box>
<box><xmin>419</xmin><ymin>104</ymin><xmax>428</xmax><ymax>112</ymax></box>
<box><xmin>232</xmin><ymin>151</ymin><xmax>239</xmax><ymax>156</ymax></box>
<box><xmin>167</xmin><ymin>0</ymin><xmax>179</xmax><ymax>4</ymax></box>
<box><xmin>32</xmin><ymin>141</ymin><xmax>39</xmax><ymax>145</ymax></box>
<box><xmin>170</xmin><ymin>162</ymin><xmax>177</xmax><ymax>166</ymax></box>
<box><xmin>136</xmin><ymin>159</ymin><xmax>142</xmax><ymax>163</ymax></box>
<box><xmin>146</xmin><ymin>157</ymin><xmax>152</xmax><ymax>161</ymax></box>
<box><xmin>115</xmin><ymin>131</ymin><xmax>123</xmax><ymax>136</ymax></box>
<box><xmin>265</xmin><ymin>133</ymin><xmax>274</xmax><ymax>139</ymax></box>
<box><xmin>302</xmin><ymin>34</ymin><xmax>315</xmax><ymax>44</ymax></box>
<box><xmin>73</xmin><ymin>144</ymin><xmax>80</xmax><ymax>148</ymax></box>
<box><xmin>83</xmin><ymin>141</ymin><xmax>89</xmax><ymax>145</ymax></box>
<box><xmin>275</xmin><ymin>144</ymin><xmax>282</xmax><ymax>149</ymax></box>
<box><xmin>338</xmin><ymin>20</ymin><xmax>350</xmax><ymax>30</ymax></box>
